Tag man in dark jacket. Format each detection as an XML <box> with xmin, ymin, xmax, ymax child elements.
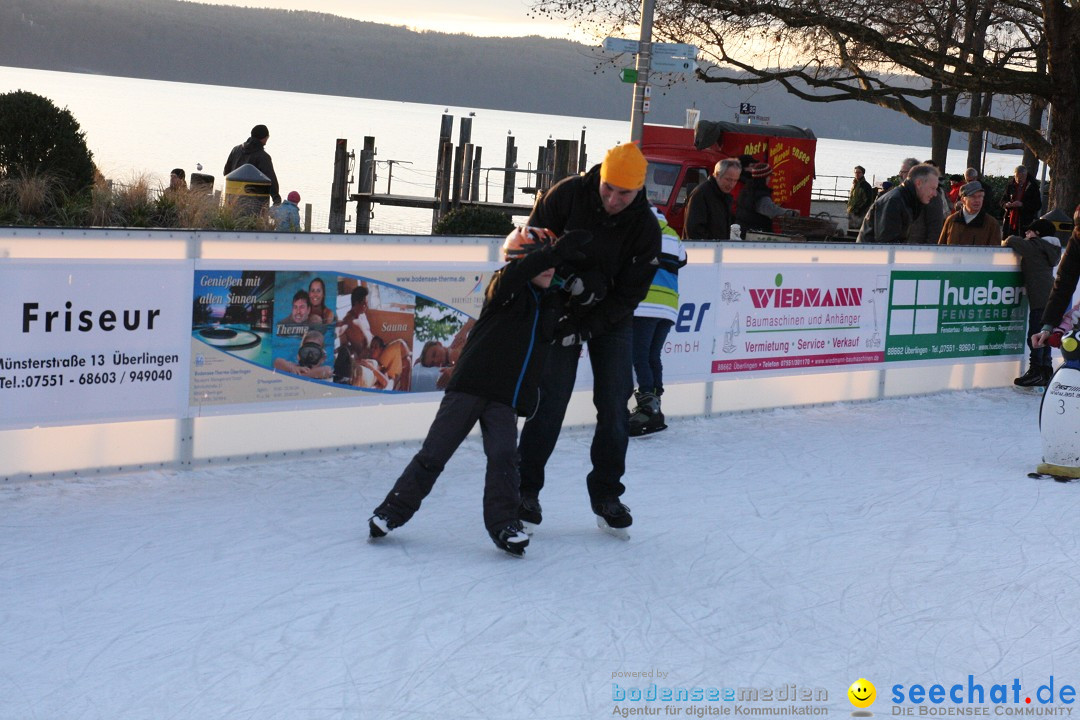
<box><xmin>1006</xmin><ymin>218</ymin><xmax>1061</xmax><ymax>387</ymax></box>
<box><xmin>856</xmin><ymin>163</ymin><xmax>940</xmax><ymax>244</ymax></box>
<box><xmin>683</xmin><ymin>158</ymin><xmax>741</xmax><ymax>240</ymax></box>
<box><xmin>368</xmin><ymin>228</ymin><xmax>592</xmax><ymax>556</ymax></box>
<box><xmin>847</xmin><ymin>165</ymin><xmax>875</xmax><ymax>229</ymax></box>
<box><xmin>1000</xmin><ymin>165</ymin><xmax>1042</xmax><ymax>235</ymax></box>
<box><xmin>223</xmin><ymin>123</ymin><xmax>281</xmax><ymax>205</ymax></box>
<box><xmin>517</xmin><ymin>142</ymin><xmax>662</xmax><ymax>538</ymax></box>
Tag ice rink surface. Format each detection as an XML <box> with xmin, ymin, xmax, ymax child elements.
<box><xmin>4</xmin><ymin>388</ymin><xmax>1078</xmax><ymax>719</ymax></box>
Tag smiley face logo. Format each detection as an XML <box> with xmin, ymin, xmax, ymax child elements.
<box><xmin>848</xmin><ymin>679</ymin><xmax>876</xmax><ymax>709</ymax></box>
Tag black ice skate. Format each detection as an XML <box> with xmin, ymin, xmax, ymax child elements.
<box><xmin>629</xmin><ymin>390</ymin><xmax>667</xmax><ymax>437</ymax></box>
<box><xmin>592</xmin><ymin>499</ymin><xmax>632</xmax><ymax>540</ymax></box>
<box><xmin>368</xmin><ymin>513</ymin><xmax>399</xmax><ymax>540</ymax></box>
<box><xmin>490</xmin><ymin>522</ymin><xmax>530</xmax><ymax>556</ymax></box>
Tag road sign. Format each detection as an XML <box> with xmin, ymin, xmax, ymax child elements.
<box><xmin>651</xmin><ymin>56</ymin><xmax>698</xmax><ymax>73</ymax></box>
<box><xmin>620</xmin><ymin>68</ymin><xmax>639</xmax><ymax>83</ymax></box>
<box><xmin>652</xmin><ymin>42</ymin><xmax>697</xmax><ymax>59</ymax></box>
<box><xmin>643</xmin><ymin>98</ymin><xmax>651</xmax><ymax>113</ymax></box>
<box><xmin>643</xmin><ymin>85</ymin><xmax>651</xmax><ymax>98</ymax></box>
<box><xmin>603</xmin><ymin>37</ymin><xmax>641</xmax><ymax>54</ymax></box>
<box><xmin>739</xmin><ymin>102</ymin><xmax>757</xmax><ymax>114</ymax></box>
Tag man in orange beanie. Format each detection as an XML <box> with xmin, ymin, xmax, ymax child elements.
<box><xmin>516</xmin><ymin>142</ymin><xmax>661</xmax><ymax>539</ymax></box>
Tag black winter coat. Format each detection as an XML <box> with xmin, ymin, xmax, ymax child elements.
<box><xmin>224</xmin><ymin>137</ymin><xmax>281</xmax><ymax>204</ymax></box>
<box><xmin>526</xmin><ymin>165</ymin><xmax>661</xmax><ymax>339</ymax></box>
<box><xmin>446</xmin><ymin>249</ymin><xmax>565</xmax><ymax>417</ymax></box>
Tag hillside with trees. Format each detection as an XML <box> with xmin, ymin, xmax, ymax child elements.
<box><xmin>0</xmin><ymin>0</ymin><xmax>940</xmax><ymax>146</ymax></box>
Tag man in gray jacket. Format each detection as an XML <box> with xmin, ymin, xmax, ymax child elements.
<box><xmin>856</xmin><ymin>164</ymin><xmax>940</xmax><ymax>244</ymax></box>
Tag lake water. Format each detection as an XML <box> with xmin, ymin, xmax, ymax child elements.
<box><xmin>0</xmin><ymin>65</ymin><xmax>1024</xmax><ymax>234</ymax></box>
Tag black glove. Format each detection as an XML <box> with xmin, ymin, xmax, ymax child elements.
<box><xmin>550</xmin><ymin>229</ymin><xmax>593</xmax><ymax>264</ymax></box>
<box><xmin>552</xmin><ymin>317</ymin><xmax>592</xmax><ymax>347</ymax></box>
<box><xmin>560</xmin><ymin>269</ymin><xmax>607</xmax><ymax>307</ymax></box>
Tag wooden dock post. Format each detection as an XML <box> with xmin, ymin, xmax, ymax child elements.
<box><xmin>553</xmin><ymin>139</ymin><xmax>578</xmax><ymax>184</ymax></box>
<box><xmin>470</xmin><ymin>146</ymin><xmax>482</xmax><ymax>202</ymax></box>
<box><xmin>579</xmin><ymin>127</ymin><xmax>588</xmax><ymax>172</ymax></box>
<box><xmin>432</xmin><ymin>114</ymin><xmax>453</xmax><ymax>228</ymax></box>
<box><xmin>461</xmin><ymin>144</ymin><xmax>475</xmax><ymax>202</ymax></box>
<box><xmin>355</xmin><ymin>136</ymin><xmax>376</xmax><ymax>234</ymax></box>
<box><xmin>329</xmin><ymin>138</ymin><xmax>350</xmax><ymax>233</ymax></box>
<box><xmin>434</xmin><ymin>141</ymin><xmax>453</xmax><ymax>230</ymax></box>
<box><xmin>503</xmin><ymin>136</ymin><xmax>517</xmax><ymax>205</ymax></box>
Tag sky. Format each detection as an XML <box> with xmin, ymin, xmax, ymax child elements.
<box><xmin>190</xmin><ymin>0</ymin><xmax>606</xmax><ymax>39</ymax></box>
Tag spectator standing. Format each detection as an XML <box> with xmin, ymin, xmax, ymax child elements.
<box><xmin>735</xmin><ymin>161</ymin><xmax>798</xmax><ymax>233</ymax></box>
<box><xmin>169</xmin><ymin>168</ymin><xmax>187</xmax><ymax>191</ymax></box>
<box><xmin>907</xmin><ymin>160</ymin><xmax>949</xmax><ymax>244</ymax></box>
<box><xmin>1005</xmin><ymin>218</ymin><xmax>1061</xmax><ymax>387</ymax></box>
<box><xmin>946</xmin><ymin>174</ymin><xmax>965</xmax><ymax>209</ymax></box>
<box><xmin>1001</xmin><ymin>165</ymin><xmax>1042</xmax><ymax>235</ymax></box>
<box><xmin>516</xmin><ymin>143</ymin><xmax>661</xmax><ymax>539</ymax></box>
<box><xmin>937</xmin><ymin>182</ymin><xmax>1002</xmax><ymax>246</ymax></box>
<box><xmin>847</xmin><ymin>165</ymin><xmax>875</xmax><ymax>229</ymax></box>
<box><xmin>683</xmin><ymin>158</ymin><xmax>741</xmax><ymax>240</ymax></box>
<box><xmin>629</xmin><ymin>207</ymin><xmax>687</xmax><ymax>437</ymax></box>
<box><xmin>224</xmin><ymin>123</ymin><xmax>281</xmax><ymax>206</ymax></box>
<box><xmin>856</xmin><ymin>163</ymin><xmax>940</xmax><ymax>244</ymax></box>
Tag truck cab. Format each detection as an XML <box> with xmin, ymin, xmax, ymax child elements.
<box><xmin>640</xmin><ymin>121</ymin><xmax>817</xmax><ymax>238</ymax></box>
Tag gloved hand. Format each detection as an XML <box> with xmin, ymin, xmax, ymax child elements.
<box><xmin>550</xmin><ymin>229</ymin><xmax>593</xmax><ymax>264</ymax></box>
<box><xmin>785</xmin><ymin>208</ymin><xmax>800</xmax><ymax>217</ymax></box>
<box><xmin>552</xmin><ymin>317</ymin><xmax>592</xmax><ymax>347</ymax></box>
<box><xmin>560</xmin><ymin>269</ymin><xmax>607</xmax><ymax>307</ymax></box>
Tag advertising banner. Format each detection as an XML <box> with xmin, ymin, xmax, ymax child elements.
<box><xmin>711</xmin><ymin>265</ymin><xmax>887</xmax><ymax>374</ymax></box>
<box><xmin>884</xmin><ymin>269</ymin><xmax>1028</xmax><ymax>361</ymax></box>
<box><xmin>0</xmin><ymin>260</ymin><xmax>191</xmax><ymax>429</ymax></box>
<box><xmin>190</xmin><ymin>263</ymin><xmax>494</xmax><ymax>413</ymax></box>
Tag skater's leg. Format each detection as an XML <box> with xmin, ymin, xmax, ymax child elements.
<box><xmin>374</xmin><ymin>391</ymin><xmax>482</xmax><ymax>524</ymax></box>
<box><xmin>631</xmin><ymin>316</ymin><xmax>656</xmax><ymax>392</ymax></box>
<box><xmin>517</xmin><ymin>342</ymin><xmax>580</xmax><ymax>498</ymax></box>
<box><xmin>478</xmin><ymin>400</ymin><xmax>522</xmax><ymax>531</ymax></box>
<box><xmin>585</xmin><ymin>318</ymin><xmax>633</xmax><ymax>502</ymax></box>
<box><xmin>649</xmin><ymin>320</ymin><xmax>673</xmax><ymax>395</ymax></box>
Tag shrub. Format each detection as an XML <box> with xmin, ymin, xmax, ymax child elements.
<box><xmin>433</xmin><ymin>206</ymin><xmax>514</xmax><ymax>235</ymax></box>
<box><xmin>0</xmin><ymin>90</ymin><xmax>96</xmax><ymax>198</ymax></box>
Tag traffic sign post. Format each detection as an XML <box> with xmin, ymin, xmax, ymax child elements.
<box><xmin>651</xmin><ymin>56</ymin><xmax>698</xmax><ymax>73</ymax></box>
<box><xmin>620</xmin><ymin>68</ymin><xmax>639</xmax><ymax>83</ymax></box>
<box><xmin>603</xmin><ymin>36</ymin><xmax>641</xmax><ymax>54</ymax></box>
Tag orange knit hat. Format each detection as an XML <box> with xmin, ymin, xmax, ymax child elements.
<box><xmin>600</xmin><ymin>143</ymin><xmax>648</xmax><ymax>189</ymax></box>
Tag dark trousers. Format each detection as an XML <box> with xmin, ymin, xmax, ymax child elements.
<box><xmin>375</xmin><ymin>391</ymin><xmax>520</xmax><ymax>532</ymax></box>
<box><xmin>518</xmin><ymin>318</ymin><xmax>634</xmax><ymax>503</ymax></box>
<box><xmin>1028</xmin><ymin>306</ymin><xmax>1051</xmax><ymax>369</ymax></box>
<box><xmin>632</xmin><ymin>316</ymin><xmax>673</xmax><ymax>393</ymax></box>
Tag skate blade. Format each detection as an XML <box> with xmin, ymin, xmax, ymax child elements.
<box><xmin>596</xmin><ymin>515</ymin><xmax>630</xmax><ymax>540</ymax></box>
<box><xmin>520</xmin><ymin>520</ymin><xmax>539</xmax><ymax>536</ymax></box>
<box><xmin>630</xmin><ymin>423</ymin><xmax>668</xmax><ymax>437</ymax></box>
<box><xmin>1012</xmin><ymin>385</ymin><xmax>1046</xmax><ymax>395</ymax></box>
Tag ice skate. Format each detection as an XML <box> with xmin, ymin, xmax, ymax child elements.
<box><xmin>592</xmin><ymin>499</ymin><xmax>632</xmax><ymax>540</ymax></box>
<box><xmin>629</xmin><ymin>390</ymin><xmax>667</xmax><ymax>437</ymax></box>
<box><xmin>490</xmin><ymin>522</ymin><xmax>530</xmax><ymax>557</ymax></box>
<box><xmin>518</xmin><ymin>496</ymin><xmax>542</xmax><ymax>535</ymax></box>
<box><xmin>368</xmin><ymin>513</ymin><xmax>398</xmax><ymax>540</ymax></box>
<box><xmin>1013</xmin><ymin>365</ymin><xmax>1052</xmax><ymax>395</ymax></box>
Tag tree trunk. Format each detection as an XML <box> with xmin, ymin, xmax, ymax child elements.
<box><xmin>1044</xmin><ymin>1</ymin><xmax>1080</xmax><ymax>212</ymax></box>
<box><xmin>930</xmin><ymin>84</ymin><xmax>950</xmax><ymax>168</ymax></box>
<box><xmin>966</xmin><ymin>92</ymin><xmax>985</xmax><ymax>171</ymax></box>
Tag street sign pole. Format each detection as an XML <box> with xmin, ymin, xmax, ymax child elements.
<box><xmin>629</xmin><ymin>0</ymin><xmax>655</xmax><ymax>144</ymax></box>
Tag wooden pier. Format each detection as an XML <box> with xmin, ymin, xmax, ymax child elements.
<box><xmin>333</xmin><ymin>114</ymin><xmax>588</xmax><ymax>234</ymax></box>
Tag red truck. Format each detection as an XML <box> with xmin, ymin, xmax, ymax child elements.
<box><xmin>639</xmin><ymin>120</ymin><xmax>817</xmax><ymax>237</ymax></box>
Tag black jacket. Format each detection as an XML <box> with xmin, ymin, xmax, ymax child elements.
<box><xmin>684</xmin><ymin>178</ymin><xmax>734</xmax><ymax>240</ymax></box>
<box><xmin>446</xmin><ymin>249</ymin><xmax>564</xmax><ymax>417</ymax></box>
<box><xmin>224</xmin><ymin>137</ymin><xmax>281</xmax><ymax>204</ymax></box>
<box><xmin>526</xmin><ymin>165</ymin><xmax>661</xmax><ymax>339</ymax></box>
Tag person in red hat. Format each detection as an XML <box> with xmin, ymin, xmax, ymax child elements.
<box><xmin>272</xmin><ymin>190</ymin><xmax>301</xmax><ymax>232</ymax></box>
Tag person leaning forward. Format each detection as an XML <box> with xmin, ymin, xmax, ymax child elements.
<box><xmin>683</xmin><ymin>157</ymin><xmax>742</xmax><ymax>240</ymax></box>
<box><xmin>856</xmin><ymin>163</ymin><xmax>940</xmax><ymax>244</ymax></box>
<box><xmin>516</xmin><ymin>143</ymin><xmax>662</xmax><ymax>537</ymax></box>
<box><xmin>223</xmin><ymin>123</ymin><xmax>281</xmax><ymax>205</ymax></box>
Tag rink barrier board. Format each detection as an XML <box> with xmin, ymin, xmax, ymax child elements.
<box><xmin>0</xmin><ymin>229</ymin><xmax>1025</xmax><ymax>481</ymax></box>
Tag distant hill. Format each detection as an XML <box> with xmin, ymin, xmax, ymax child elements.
<box><xmin>0</xmin><ymin>0</ymin><xmax>940</xmax><ymax>146</ymax></box>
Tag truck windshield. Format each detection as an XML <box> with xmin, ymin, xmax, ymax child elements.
<box><xmin>644</xmin><ymin>162</ymin><xmax>682</xmax><ymax>206</ymax></box>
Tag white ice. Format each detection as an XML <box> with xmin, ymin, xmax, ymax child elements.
<box><xmin>3</xmin><ymin>388</ymin><xmax>1075</xmax><ymax>719</ymax></box>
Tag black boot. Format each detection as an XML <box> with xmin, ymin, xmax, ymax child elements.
<box><xmin>1015</xmin><ymin>366</ymin><xmax>1047</xmax><ymax>387</ymax></box>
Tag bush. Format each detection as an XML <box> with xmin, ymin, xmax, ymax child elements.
<box><xmin>433</xmin><ymin>206</ymin><xmax>515</xmax><ymax>235</ymax></box>
<box><xmin>0</xmin><ymin>90</ymin><xmax>96</xmax><ymax>197</ymax></box>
